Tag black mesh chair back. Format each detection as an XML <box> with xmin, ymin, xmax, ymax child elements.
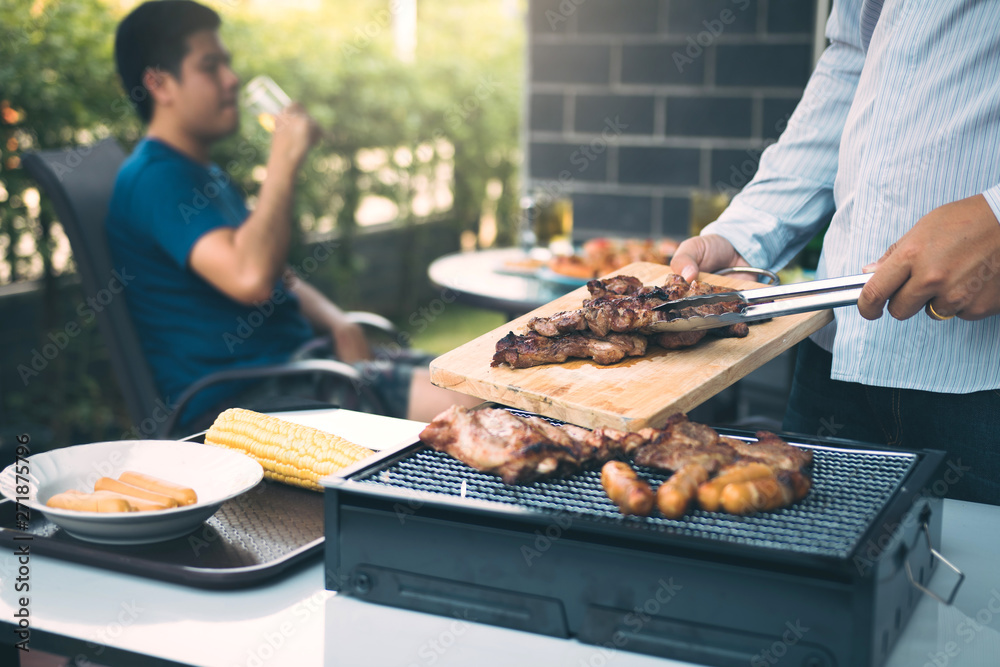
<box><xmin>21</xmin><ymin>139</ymin><xmax>162</xmax><ymax>431</ymax></box>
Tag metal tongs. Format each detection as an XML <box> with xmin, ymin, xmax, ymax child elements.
<box><xmin>648</xmin><ymin>273</ymin><xmax>873</xmax><ymax>332</ymax></box>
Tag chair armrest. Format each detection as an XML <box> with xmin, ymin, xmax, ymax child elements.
<box><xmin>345</xmin><ymin>311</ymin><xmax>406</xmax><ymax>344</ymax></box>
<box><xmin>290</xmin><ymin>336</ymin><xmax>332</xmax><ymax>360</ymax></box>
<box><xmin>160</xmin><ymin>359</ymin><xmax>388</xmax><ymax>437</ymax></box>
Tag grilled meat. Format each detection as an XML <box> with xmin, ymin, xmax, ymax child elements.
<box><xmin>696</xmin><ymin>462</ymin><xmax>775</xmax><ymax>512</ymax></box>
<box><xmin>630</xmin><ymin>414</ymin><xmax>739</xmax><ymax>473</ymax></box>
<box><xmin>491</xmin><ymin>331</ymin><xmax>647</xmax><ymax>368</ymax></box>
<box><xmin>723</xmin><ymin>432</ymin><xmax>813</xmax><ymax>470</ymax></box>
<box><xmin>525</xmin><ymin>274</ymin><xmax>743</xmax><ymax>340</ymax></box>
<box><xmin>420</xmin><ymin>406</ymin><xmax>633</xmax><ymax>484</ymax></box>
<box><xmin>650</xmin><ymin>330</ymin><xmax>709</xmax><ymax>349</ymax></box>
<box><xmin>586</xmin><ymin>275</ymin><xmax>644</xmax><ymax>299</ymax></box>
<box><xmin>656</xmin><ymin>462</ymin><xmax>710</xmax><ymax>519</ymax></box>
<box><xmin>419</xmin><ymin>406</ymin><xmax>813</xmax><ymax>516</ymax></box>
<box><xmin>602</xmin><ymin>461</ymin><xmax>655</xmax><ymax>516</ymax></box>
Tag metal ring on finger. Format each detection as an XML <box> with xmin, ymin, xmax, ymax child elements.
<box><xmin>925</xmin><ymin>302</ymin><xmax>955</xmax><ymax>321</ymax></box>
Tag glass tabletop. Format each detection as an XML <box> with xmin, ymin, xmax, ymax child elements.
<box><xmin>427</xmin><ymin>248</ymin><xmax>578</xmax><ymax>316</ymax></box>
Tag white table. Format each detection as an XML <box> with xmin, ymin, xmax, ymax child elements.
<box><xmin>2</xmin><ymin>411</ymin><xmax>999</xmax><ymax>667</ymax></box>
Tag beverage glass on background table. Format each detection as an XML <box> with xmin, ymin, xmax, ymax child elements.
<box><xmin>242</xmin><ymin>75</ymin><xmax>292</xmax><ymax>133</ymax></box>
<box><xmin>688</xmin><ymin>190</ymin><xmax>731</xmax><ymax>238</ymax></box>
<box><xmin>534</xmin><ymin>196</ymin><xmax>574</xmax><ymax>256</ymax></box>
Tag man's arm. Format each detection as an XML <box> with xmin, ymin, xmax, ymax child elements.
<box><xmin>189</xmin><ymin>104</ymin><xmax>318</xmax><ymax>304</ymax></box>
<box><xmin>285</xmin><ymin>272</ymin><xmax>372</xmax><ymax>364</ymax></box>
<box><xmin>672</xmin><ymin>0</ymin><xmax>866</xmax><ymax>278</ymax></box>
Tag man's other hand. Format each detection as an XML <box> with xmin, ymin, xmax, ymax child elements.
<box><xmin>859</xmin><ymin>194</ymin><xmax>1000</xmax><ymax>321</ymax></box>
<box><xmin>270</xmin><ymin>102</ymin><xmax>320</xmax><ymax>168</ymax></box>
<box><xmin>331</xmin><ymin>320</ymin><xmax>372</xmax><ymax>364</ymax></box>
<box><xmin>670</xmin><ymin>234</ymin><xmax>753</xmax><ymax>282</ymax></box>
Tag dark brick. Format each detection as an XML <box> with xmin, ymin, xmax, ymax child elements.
<box><xmin>618</xmin><ymin>146</ymin><xmax>700</xmax><ymax>185</ymax></box>
<box><xmin>667</xmin><ymin>0</ymin><xmax>758</xmax><ymax>35</ymax></box>
<box><xmin>666</xmin><ymin>96</ymin><xmax>753</xmax><ymax>138</ymax></box>
<box><xmin>575</xmin><ymin>95</ymin><xmax>655</xmax><ymax>135</ymax></box>
<box><xmin>530</xmin><ymin>141</ymin><xmax>608</xmax><ymax>181</ymax></box>
<box><xmin>621</xmin><ymin>44</ymin><xmax>705</xmax><ymax>85</ymax></box>
<box><xmin>762</xmin><ymin>97</ymin><xmax>801</xmax><ymax>138</ymax></box>
<box><xmin>577</xmin><ymin>0</ymin><xmax>660</xmax><ymax>34</ymax></box>
<box><xmin>767</xmin><ymin>0</ymin><xmax>816</xmax><ymax>34</ymax></box>
<box><xmin>661</xmin><ymin>196</ymin><xmax>693</xmax><ymax>238</ymax></box>
<box><xmin>710</xmin><ymin>147</ymin><xmax>764</xmax><ymax>191</ymax></box>
<box><xmin>572</xmin><ymin>193</ymin><xmax>653</xmax><ymax>236</ymax></box>
<box><xmin>529</xmin><ymin>0</ymin><xmax>572</xmax><ymax>34</ymax></box>
<box><xmin>532</xmin><ymin>94</ymin><xmax>565</xmax><ymax>133</ymax></box>
<box><xmin>716</xmin><ymin>44</ymin><xmax>813</xmax><ymax>87</ymax></box>
<box><xmin>532</xmin><ymin>44</ymin><xmax>612</xmax><ymax>84</ymax></box>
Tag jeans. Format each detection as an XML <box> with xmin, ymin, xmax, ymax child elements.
<box><xmin>783</xmin><ymin>339</ymin><xmax>1000</xmax><ymax>505</ymax></box>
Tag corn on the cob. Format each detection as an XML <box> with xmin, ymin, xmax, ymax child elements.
<box><xmin>205</xmin><ymin>408</ymin><xmax>373</xmax><ymax>491</ymax></box>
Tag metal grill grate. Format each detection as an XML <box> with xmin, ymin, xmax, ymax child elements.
<box><xmin>352</xmin><ymin>421</ymin><xmax>917</xmax><ymax>560</ymax></box>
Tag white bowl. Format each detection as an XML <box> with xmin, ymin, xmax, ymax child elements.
<box><xmin>0</xmin><ymin>440</ymin><xmax>263</xmax><ymax>545</ymax></box>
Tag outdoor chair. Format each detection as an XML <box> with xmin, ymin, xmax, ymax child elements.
<box><xmin>22</xmin><ymin>138</ymin><xmax>400</xmax><ymax>438</ymax></box>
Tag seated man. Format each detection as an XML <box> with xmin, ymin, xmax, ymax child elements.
<box><xmin>107</xmin><ymin>0</ymin><xmax>478</xmax><ymax>430</ymax></box>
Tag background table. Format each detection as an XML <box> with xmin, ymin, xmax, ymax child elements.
<box><xmin>428</xmin><ymin>247</ymin><xmax>575</xmax><ymax>318</ymax></box>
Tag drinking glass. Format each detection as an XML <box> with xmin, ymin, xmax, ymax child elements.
<box><xmin>242</xmin><ymin>75</ymin><xmax>292</xmax><ymax>133</ymax></box>
<box><xmin>534</xmin><ymin>196</ymin><xmax>574</xmax><ymax>255</ymax></box>
<box><xmin>688</xmin><ymin>190</ymin><xmax>731</xmax><ymax>237</ymax></box>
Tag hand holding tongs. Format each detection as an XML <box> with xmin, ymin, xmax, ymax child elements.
<box><xmin>647</xmin><ymin>273</ymin><xmax>873</xmax><ymax>332</ymax></box>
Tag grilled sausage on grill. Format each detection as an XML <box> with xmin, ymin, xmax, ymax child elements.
<box><xmin>601</xmin><ymin>461</ymin><xmax>655</xmax><ymax>516</ymax></box>
<box><xmin>656</xmin><ymin>462</ymin><xmax>711</xmax><ymax>519</ymax></box>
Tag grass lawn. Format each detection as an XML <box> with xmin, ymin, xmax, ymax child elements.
<box><xmin>407</xmin><ymin>303</ymin><xmax>507</xmax><ymax>355</ymax></box>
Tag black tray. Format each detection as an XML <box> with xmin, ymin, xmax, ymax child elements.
<box><xmin>0</xmin><ymin>479</ymin><xmax>324</xmax><ymax>589</ymax></box>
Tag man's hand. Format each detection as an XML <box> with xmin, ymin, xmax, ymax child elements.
<box><xmin>330</xmin><ymin>319</ymin><xmax>372</xmax><ymax>364</ymax></box>
<box><xmin>670</xmin><ymin>234</ymin><xmax>753</xmax><ymax>282</ymax></box>
<box><xmin>858</xmin><ymin>194</ymin><xmax>1000</xmax><ymax>321</ymax></box>
<box><xmin>270</xmin><ymin>103</ymin><xmax>320</xmax><ymax>170</ymax></box>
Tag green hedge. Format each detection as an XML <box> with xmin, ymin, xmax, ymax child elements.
<box><xmin>0</xmin><ymin>0</ymin><xmax>522</xmax><ymax>444</ymax></box>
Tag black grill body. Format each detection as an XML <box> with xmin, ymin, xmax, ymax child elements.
<box><xmin>324</xmin><ymin>426</ymin><xmax>945</xmax><ymax>667</ymax></box>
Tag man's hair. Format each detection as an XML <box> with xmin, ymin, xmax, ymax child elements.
<box><xmin>114</xmin><ymin>0</ymin><xmax>221</xmax><ymax>123</ymax></box>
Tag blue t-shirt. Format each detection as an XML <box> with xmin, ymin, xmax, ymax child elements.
<box><xmin>106</xmin><ymin>138</ymin><xmax>314</xmax><ymax>425</ymax></box>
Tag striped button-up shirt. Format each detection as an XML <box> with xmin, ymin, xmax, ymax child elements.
<box><xmin>702</xmin><ymin>0</ymin><xmax>1000</xmax><ymax>394</ymax></box>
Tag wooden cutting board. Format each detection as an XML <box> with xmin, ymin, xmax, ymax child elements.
<box><xmin>429</xmin><ymin>261</ymin><xmax>832</xmax><ymax>431</ymax></box>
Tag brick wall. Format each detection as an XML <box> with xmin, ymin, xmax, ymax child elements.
<box><xmin>526</xmin><ymin>0</ymin><xmax>818</xmax><ymax>239</ymax></box>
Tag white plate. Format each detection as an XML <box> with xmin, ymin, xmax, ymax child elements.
<box><xmin>0</xmin><ymin>440</ymin><xmax>263</xmax><ymax>545</ymax></box>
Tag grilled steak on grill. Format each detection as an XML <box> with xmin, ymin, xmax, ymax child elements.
<box><xmin>419</xmin><ymin>405</ymin><xmax>634</xmax><ymax>484</ymax></box>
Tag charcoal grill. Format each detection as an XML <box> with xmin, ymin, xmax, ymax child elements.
<box><xmin>324</xmin><ymin>412</ymin><xmax>949</xmax><ymax>667</ymax></box>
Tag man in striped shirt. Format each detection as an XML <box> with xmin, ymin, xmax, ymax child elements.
<box><xmin>671</xmin><ymin>0</ymin><xmax>1000</xmax><ymax>505</ymax></box>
